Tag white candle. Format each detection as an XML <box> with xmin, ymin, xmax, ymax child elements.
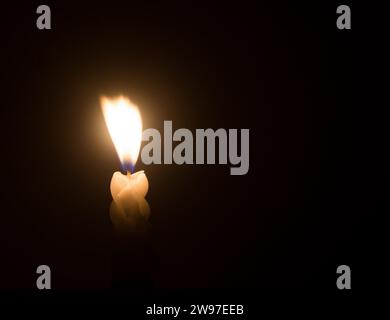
<box><xmin>101</xmin><ymin>96</ymin><xmax>150</xmax><ymax>233</ymax></box>
<box><xmin>109</xmin><ymin>170</ymin><xmax>150</xmax><ymax>232</ymax></box>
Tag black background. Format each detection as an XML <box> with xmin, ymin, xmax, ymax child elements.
<box><xmin>0</xmin><ymin>0</ymin><xmax>381</xmax><ymax>300</ymax></box>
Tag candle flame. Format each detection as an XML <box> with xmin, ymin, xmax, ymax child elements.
<box><xmin>101</xmin><ymin>96</ymin><xmax>143</xmax><ymax>171</ymax></box>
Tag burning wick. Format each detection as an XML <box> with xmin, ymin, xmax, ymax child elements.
<box><xmin>101</xmin><ymin>96</ymin><xmax>150</xmax><ymax>233</ymax></box>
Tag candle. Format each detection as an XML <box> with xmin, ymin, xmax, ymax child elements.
<box><xmin>109</xmin><ymin>170</ymin><xmax>150</xmax><ymax>233</ymax></box>
<box><xmin>101</xmin><ymin>96</ymin><xmax>150</xmax><ymax>234</ymax></box>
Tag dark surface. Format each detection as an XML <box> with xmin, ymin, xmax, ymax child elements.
<box><xmin>0</xmin><ymin>1</ymin><xmax>380</xmax><ymax>293</ymax></box>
